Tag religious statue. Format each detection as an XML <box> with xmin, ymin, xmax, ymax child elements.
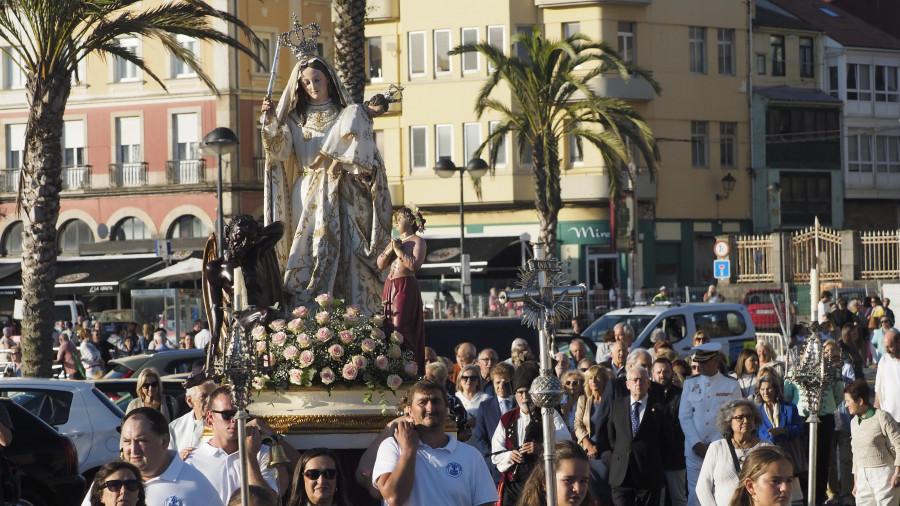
<box><xmin>376</xmin><ymin>204</ymin><xmax>427</xmax><ymax>371</ymax></box>
<box><xmin>260</xmin><ymin>20</ymin><xmax>393</xmax><ymax>316</ymax></box>
<box><xmin>200</xmin><ymin>215</ymin><xmax>285</xmax><ymax>375</ymax></box>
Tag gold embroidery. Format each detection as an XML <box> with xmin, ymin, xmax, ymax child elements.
<box><xmin>303</xmin><ymin>102</ymin><xmax>341</xmax><ymax>134</ymax></box>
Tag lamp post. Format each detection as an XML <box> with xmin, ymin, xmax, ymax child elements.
<box><xmin>714</xmin><ymin>172</ymin><xmax>737</xmax><ymax>220</ymax></box>
<box><xmin>201</xmin><ymin>127</ymin><xmax>239</xmax><ymax>251</ymax></box>
<box><xmin>767</xmin><ymin>181</ymin><xmax>783</xmax><ymax>287</ymax></box>
<box><xmin>434</xmin><ymin>156</ymin><xmax>488</xmax><ymax>318</ymax></box>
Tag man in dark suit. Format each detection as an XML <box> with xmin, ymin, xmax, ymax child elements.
<box><xmin>603</xmin><ymin>365</ymin><xmax>668</xmax><ymax>506</ymax></box>
<box><xmin>652</xmin><ymin>357</ymin><xmax>686</xmax><ymax>506</ymax></box>
<box><xmin>470</xmin><ymin>361</ymin><xmax>515</xmax><ymax>485</ymax></box>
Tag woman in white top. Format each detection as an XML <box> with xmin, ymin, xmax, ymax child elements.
<box><xmin>698</xmin><ymin>399</ymin><xmax>773</xmax><ymax>506</ymax></box>
<box><xmin>843</xmin><ymin>379</ymin><xmax>900</xmax><ymax>506</ymax></box>
<box><xmin>730</xmin><ymin>348</ymin><xmax>760</xmax><ymax>399</ymax></box>
<box><xmin>454</xmin><ymin>364</ymin><xmax>489</xmax><ymax>419</ymax></box>
<box><xmin>77</xmin><ymin>328</ymin><xmax>103</xmax><ymax>379</ymax></box>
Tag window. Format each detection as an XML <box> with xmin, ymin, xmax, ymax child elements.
<box><xmin>487</xmin><ymin>26</ymin><xmax>505</xmax><ymax>71</ymax></box>
<box><xmin>172</xmin><ymin>35</ymin><xmax>198</xmax><ymax>78</ymax></box>
<box><xmin>115</xmin><ymin>37</ymin><xmax>140</xmax><ymax>82</ymax></box>
<box><xmin>875</xmin><ymin>135</ymin><xmax>900</xmax><ymax>173</ymax></box>
<box><xmin>410</xmin><ymin>126</ymin><xmax>427</xmax><ymax>170</ymax></box>
<box><xmin>408</xmin><ymin>32</ymin><xmax>426</xmax><ymax>77</ymax></box>
<box><xmin>654</xmin><ymin>315</ymin><xmax>688</xmax><ymax>343</ymax></box>
<box><xmin>693</xmin><ymin>310</ymin><xmax>747</xmax><ymax>338</ymax></box>
<box><xmin>168</xmin><ymin>215</ymin><xmax>206</xmax><ymax>239</ymax></box>
<box><xmin>716</xmin><ymin>29</ymin><xmax>734</xmax><ymax>76</ymax></box>
<box><xmin>691</xmin><ymin>121</ymin><xmax>709</xmax><ymax>168</ymax></box>
<box><xmin>3</xmin><ymin>389</ymin><xmax>74</xmax><ymax>426</ymax></box>
<box><xmin>520</xmin><ymin>134</ymin><xmax>533</xmax><ymax>167</ymax></box>
<box><xmin>799</xmin><ymin>37</ymin><xmax>814</xmax><ymax>78</ymax></box>
<box><xmin>847</xmin><ymin>63</ymin><xmax>872</xmax><ymax>101</ymax></box>
<box><xmin>770</xmin><ymin>35</ymin><xmax>785</xmax><ymax>76</ymax></box>
<box><xmin>720</xmin><ymin>122</ymin><xmax>736</xmax><ymax>168</ymax></box>
<box><xmin>756</xmin><ymin>54</ymin><xmax>767</xmax><ymax>75</ymax></box>
<box><xmin>173</xmin><ymin>113</ymin><xmax>199</xmax><ymax>160</ymax></box>
<box><xmin>564</xmin><ymin>22</ymin><xmax>580</xmax><ymax>39</ymax></box>
<box><xmin>254</xmin><ymin>34</ymin><xmax>272</xmax><ymax>73</ymax></box>
<box><xmin>567</xmin><ymin>127</ymin><xmax>583</xmax><ymax>165</ymax></box>
<box><xmin>62</xmin><ymin>120</ymin><xmax>85</xmax><ymax>166</ymax></box>
<box><xmin>111</xmin><ymin>217</ymin><xmax>150</xmax><ymax>241</ymax></box>
<box><xmin>59</xmin><ymin>219</ymin><xmax>94</xmax><ymax>253</ymax></box>
<box><xmin>463</xmin><ymin>123</ymin><xmax>481</xmax><ymax>163</ymax></box>
<box><xmin>2</xmin><ymin>221</ymin><xmax>22</xmax><ymax>256</ymax></box>
<box><xmin>875</xmin><ymin>65</ymin><xmax>899</xmax><ymax>103</ymax></box>
<box><xmin>780</xmin><ymin>172</ymin><xmax>831</xmax><ymax>226</ymax></box>
<box><xmin>461</xmin><ymin>28</ymin><xmax>478</xmax><ymax>73</ymax></box>
<box><xmin>618</xmin><ymin>22</ymin><xmax>635</xmax><ymax>65</ymax></box>
<box><xmin>828</xmin><ymin>66</ymin><xmax>839</xmax><ymax>98</ymax></box>
<box><xmin>765</xmin><ymin>106</ymin><xmax>841</xmax><ymax>167</ymax></box>
<box><xmin>515</xmin><ymin>26</ymin><xmax>533</xmax><ymax>64</ymax></box>
<box><xmin>434</xmin><ymin>30</ymin><xmax>451</xmax><ymax>75</ymax></box>
<box><xmin>689</xmin><ymin>27</ymin><xmax>706</xmax><ymax>74</ymax></box>
<box><xmin>116</xmin><ymin>116</ymin><xmax>143</xmax><ymax>186</ymax></box>
<box><xmin>367</xmin><ymin>37</ymin><xmax>383</xmax><ymax>81</ymax></box>
<box><xmin>3</xmin><ymin>49</ymin><xmax>25</xmax><ymax>89</ymax></box>
<box><xmin>848</xmin><ymin>134</ymin><xmax>873</xmax><ymax>172</ymax></box>
<box><xmin>6</xmin><ymin>123</ymin><xmax>24</xmax><ymax>168</ymax></box>
<box><xmin>435</xmin><ymin>124</ymin><xmax>453</xmax><ymax>161</ymax></box>
<box><xmin>489</xmin><ymin>121</ymin><xmax>507</xmax><ymax>168</ymax></box>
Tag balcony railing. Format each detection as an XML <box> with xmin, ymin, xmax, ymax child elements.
<box><xmin>166</xmin><ymin>159</ymin><xmax>206</xmax><ymax>184</ymax></box>
<box><xmin>253</xmin><ymin>157</ymin><xmax>266</xmax><ymax>182</ymax></box>
<box><xmin>109</xmin><ymin>162</ymin><xmax>148</xmax><ymax>188</ymax></box>
<box><xmin>61</xmin><ymin>164</ymin><xmax>91</xmax><ymax>190</ymax></box>
<box><xmin>0</xmin><ymin>168</ymin><xmax>20</xmax><ymax>193</ymax></box>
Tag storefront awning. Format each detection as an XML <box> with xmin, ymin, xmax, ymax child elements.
<box><xmin>419</xmin><ymin>235</ymin><xmax>525</xmax><ymax>277</ymax></box>
<box><xmin>0</xmin><ymin>255</ymin><xmax>165</xmax><ymax>296</ymax></box>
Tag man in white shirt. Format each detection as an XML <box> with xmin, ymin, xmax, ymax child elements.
<box><xmin>874</xmin><ymin>330</ymin><xmax>900</xmax><ymax>422</ymax></box>
<box><xmin>169</xmin><ymin>379</ymin><xmax>216</xmax><ymax>458</ymax></box>
<box><xmin>374</xmin><ymin>379</ymin><xmax>497</xmax><ymax>506</ymax></box>
<box><xmin>82</xmin><ymin>407</ymin><xmax>223</xmax><ymax>506</ymax></box>
<box><xmin>193</xmin><ymin>319</ymin><xmax>211</xmax><ymax>351</ymax></box>
<box><xmin>184</xmin><ymin>386</ymin><xmax>279</xmax><ymax>504</ymax></box>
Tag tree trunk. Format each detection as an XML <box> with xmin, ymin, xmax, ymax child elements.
<box><xmin>531</xmin><ymin>133</ymin><xmax>561</xmax><ymax>250</ymax></box>
<box><xmin>20</xmin><ymin>72</ymin><xmax>70</xmax><ymax>378</ymax></box>
<box><xmin>333</xmin><ymin>0</ymin><xmax>367</xmax><ymax>104</ymax></box>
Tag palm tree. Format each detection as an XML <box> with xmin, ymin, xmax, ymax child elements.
<box><xmin>0</xmin><ymin>0</ymin><xmax>261</xmax><ymax>377</ymax></box>
<box><xmin>332</xmin><ymin>0</ymin><xmax>367</xmax><ymax>103</ymax></box>
<box><xmin>450</xmin><ymin>28</ymin><xmax>661</xmax><ymax>247</ymax></box>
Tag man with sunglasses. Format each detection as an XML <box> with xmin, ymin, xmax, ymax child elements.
<box><xmin>81</xmin><ymin>407</ymin><xmax>223</xmax><ymax>506</ymax></box>
<box><xmin>184</xmin><ymin>386</ymin><xmax>279</xmax><ymax>505</ymax></box>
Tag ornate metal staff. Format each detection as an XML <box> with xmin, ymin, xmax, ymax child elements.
<box><xmin>500</xmin><ymin>243</ymin><xmax>585</xmax><ymax>506</ymax></box>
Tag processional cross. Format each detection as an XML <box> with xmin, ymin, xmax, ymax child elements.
<box><xmin>499</xmin><ymin>243</ymin><xmax>585</xmax><ymax>506</ymax></box>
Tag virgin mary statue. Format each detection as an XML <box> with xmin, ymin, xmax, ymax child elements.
<box><xmin>260</xmin><ymin>28</ymin><xmax>392</xmax><ymax>316</ymax></box>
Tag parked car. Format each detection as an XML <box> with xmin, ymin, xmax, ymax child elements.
<box><xmin>102</xmin><ymin>348</ymin><xmax>205</xmax><ymax>379</ymax></box>
<box><xmin>741</xmin><ymin>289</ymin><xmax>795</xmax><ymax>331</ymax></box>
<box><xmin>1</xmin><ymin>398</ymin><xmax>85</xmax><ymax>506</ymax></box>
<box><xmin>581</xmin><ymin>302</ymin><xmax>757</xmax><ymax>364</ymax></box>
<box><xmin>0</xmin><ymin>378</ymin><xmax>123</xmax><ymax>481</ymax></box>
<box><xmin>93</xmin><ymin>377</ymin><xmax>189</xmax><ymax>419</ymax></box>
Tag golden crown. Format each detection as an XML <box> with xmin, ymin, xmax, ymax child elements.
<box><xmin>279</xmin><ymin>15</ymin><xmax>320</xmax><ymax>62</ymax></box>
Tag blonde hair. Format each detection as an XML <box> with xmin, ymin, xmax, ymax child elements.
<box><xmin>136</xmin><ymin>367</ymin><xmax>162</xmax><ymax>404</ymax></box>
<box><xmin>729</xmin><ymin>446</ymin><xmax>793</xmax><ymax>506</ymax></box>
<box><xmin>583</xmin><ymin>365</ymin><xmax>611</xmax><ymax>398</ymax></box>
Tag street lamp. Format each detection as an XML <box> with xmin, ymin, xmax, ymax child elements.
<box><xmin>201</xmin><ymin>127</ymin><xmax>239</xmax><ymax>251</ymax></box>
<box><xmin>715</xmin><ymin>172</ymin><xmax>737</xmax><ymax>201</ymax></box>
<box><xmin>767</xmin><ymin>181</ymin><xmax>783</xmax><ymax>287</ymax></box>
<box><xmin>434</xmin><ymin>156</ymin><xmax>489</xmax><ymax>318</ymax></box>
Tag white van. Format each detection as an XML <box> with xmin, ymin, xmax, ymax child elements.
<box><xmin>582</xmin><ymin>302</ymin><xmax>758</xmax><ymax>364</ymax></box>
<box><xmin>13</xmin><ymin>299</ymin><xmax>88</xmax><ymax>326</ymax></box>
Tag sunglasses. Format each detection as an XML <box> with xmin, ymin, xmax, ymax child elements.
<box><xmin>579</xmin><ymin>368</ymin><xmax>589</xmax><ymax>372</ymax></box>
<box><xmin>211</xmin><ymin>409</ymin><xmax>237</xmax><ymax>421</ymax></box>
<box><xmin>303</xmin><ymin>468</ymin><xmax>337</xmax><ymax>480</ymax></box>
<box><xmin>102</xmin><ymin>480</ymin><xmax>141</xmax><ymax>493</ymax></box>
<box><xmin>460</xmin><ymin>376</ymin><xmax>478</xmax><ymax>381</ymax></box>
<box><xmin>140</xmin><ymin>381</ymin><xmax>159</xmax><ymax>389</ymax></box>
<box><xmin>565</xmin><ymin>380</ymin><xmax>581</xmax><ymax>386</ymax></box>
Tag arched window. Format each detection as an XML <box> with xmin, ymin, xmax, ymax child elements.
<box><xmin>58</xmin><ymin>219</ymin><xmax>94</xmax><ymax>253</ymax></box>
<box><xmin>167</xmin><ymin>215</ymin><xmax>207</xmax><ymax>239</ymax></box>
<box><xmin>111</xmin><ymin>217</ymin><xmax>150</xmax><ymax>241</ymax></box>
<box><xmin>2</xmin><ymin>221</ymin><xmax>23</xmax><ymax>256</ymax></box>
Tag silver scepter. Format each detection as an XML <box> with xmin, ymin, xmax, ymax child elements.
<box><xmin>261</xmin><ymin>46</ymin><xmax>279</xmax><ymax>225</ymax></box>
<box><xmin>261</xmin><ymin>46</ymin><xmax>281</xmax><ymax>126</ymax></box>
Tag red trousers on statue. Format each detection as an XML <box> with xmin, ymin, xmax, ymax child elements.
<box><xmin>382</xmin><ymin>275</ymin><xmax>425</xmax><ymax>374</ymax></box>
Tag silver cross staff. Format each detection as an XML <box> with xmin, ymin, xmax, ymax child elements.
<box><xmin>499</xmin><ymin>243</ymin><xmax>585</xmax><ymax>506</ymax></box>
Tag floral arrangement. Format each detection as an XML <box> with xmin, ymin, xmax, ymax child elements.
<box><xmin>250</xmin><ymin>294</ymin><xmax>418</xmax><ymax>405</ymax></box>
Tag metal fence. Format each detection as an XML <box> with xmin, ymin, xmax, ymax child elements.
<box><xmin>735</xmin><ymin>234</ymin><xmax>775</xmax><ymax>282</ymax></box>
<box><xmin>789</xmin><ymin>223</ymin><xmax>841</xmax><ymax>282</ymax></box>
<box><xmin>859</xmin><ymin>230</ymin><xmax>900</xmax><ymax>280</ymax></box>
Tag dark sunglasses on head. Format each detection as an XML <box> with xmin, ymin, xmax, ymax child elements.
<box><xmin>140</xmin><ymin>381</ymin><xmax>159</xmax><ymax>389</ymax></box>
<box><xmin>211</xmin><ymin>409</ymin><xmax>237</xmax><ymax>421</ymax></box>
<box><xmin>579</xmin><ymin>367</ymin><xmax>589</xmax><ymax>372</ymax></box>
<box><xmin>565</xmin><ymin>380</ymin><xmax>581</xmax><ymax>386</ymax></box>
<box><xmin>303</xmin><ymin>468</ymin><xmax>337</xmax><ymax>480</ymax></box>
<box><xmin>460</xmin><ymin>376</ymin><xmax>478</xmax><ymax>381</ymax></box>
<box><xmin>102</xmin><ymin>480</ymin><xmax>141</xmax><ymax>493</ymax></box>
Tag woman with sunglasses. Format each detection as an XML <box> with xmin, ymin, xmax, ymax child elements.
<box><xmin>286</xmin><ymin>448</ymin><xmax>349</xmax><ymax>506</ymax></box>
<box><xmin>455</xmin><ymin>364</ymin><xmax>489</xmax><ymax>419</ymax></box>
<box><xmin>126</xmin><ymin>368</ymin><xmax>176</xmax><ymax>423</ymax></box>
<box><xmin>559</xmin><ymin>369</ymin><xmax>585</xmax><ymax>436</ymax></box>
<box><xmin>89</xmin><ymin>461</ymin><xmax>146</xmax><ymax>506</ymax></box>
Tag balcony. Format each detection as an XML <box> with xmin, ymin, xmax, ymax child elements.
<box><xmin>766</xmin><ymin>140</ymin><xmax>840</xmax><ymax>169</ymax></box>
<box><xmin>536</xmin><ymin>0</ymin><xmax>650</xmax><ymax>6</ymax></box>
<box><xmin>61</xmin><ymin>165</ymin><xmax>91</xmax><ymax>190</ymax></box>
<box><xmin>367</xmin><ymin>0</ymin><xmax>398</xmax><ymax>20</ymax></box>
<box><xmin>0</xmin><ymin>168</ymin><xmax>19</xmax><ymax>193</ymax></box>
<box><xmin>587</xmin><ymin>75</ymin><xmax>656</xmax><ymax>102</ymax></box>
<box><xmin>253</xmin><ymin>157</ymin><xmax>266</xmax><ymax>182</ymax></box>
<box><xmin>109</xmin><ymin>162</ymin><xmax>148</xmax><ymax>188</ymax></box>
<box><xmin>166</xmin><ymin>159</ymin><xmax>206</xmax><ymax>184</ymax></box>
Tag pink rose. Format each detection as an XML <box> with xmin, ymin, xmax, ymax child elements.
<box><xmin>315</xmin><ymin>311</ymin><xmax>330</xmax><ymax>325</ymax></box>
<box><xmin>339</xmin><ymin>330</ymin><xmax>354</xmax><ymax>344</ymax></box>
<box><xmin>252</xmin><ymin>375</ymin><xmax>268</xmax><ymax>390</ymax></box>
<box><xmin>343</xmin><ymin>313</ymin><xmax>360</xmax><ymax>327</ymax></box>
<box><xmin>316</xmin><ymin>328</ymin><xmax>333</xmax><ymax>342</ymax></box>
<box><xmin>251</xmin><ymin>326</ymin><xmax>267</xmax><ymax>341</ymax></box>
<box><xmin>352</xmin><ymin>355</ymin><xmax>367</xmax><ymax>369</ymax></box>
<box><xmin>299</xmin><ymin>350</ymin><xmax>314</xmax><ymax>366</ymax></box>
<box><xmin>288</xmin><ymin>318</ymin><xmax>304</xmax><ymax>333</ymax></box>
<box><xmin>388</xmin><ymin>344</ymin><xmax>401</xmax><ymax>359</ymax></box>
<box><xmin>361</xmin><ymin>338</ymin><xmax>376</xmax><ymax>353</ymax></box>
<box><xmin>346</xmin><ymin>305</ymin><xmax>361</xmax><ymax>316</ymax></box>
<box><xmin>391</xmin><ymin>331</ymin><xmax>404</xmax><ymax>344</ymax></box>
<box><xmin>375</xmin><ymin>355</ymin><xmax>389</xmax><ymax>370</ymax></box>
<box><xmin>320</xmin><ymin>367</ymin><xmax>335</xmax><ymax>385</ymax></box>
<box><xmin>271</xmin><ymin>331</ymin><xmax>287</xmax><ymax>347</ymax></box>
<box><xmin>289</xmin><ymin>369</ymin><xmax>303</xmax><ymax>385</ymax></box>
<box><xmin>255</xmin><ymin>341</ymin><xmax>266</xmax><ymax>352</ymax></box>
<box><xmin>291</xmin><ymin>306</ymin><xmax>309</xmax><ymax>318</ymax></box>
<box><xmin>269</xmin><ymin>319</ymin><xmax>286</xmax><ymax>332</ymax></box>
<box><xmin>342</xmin><ymin>363</ymin><xmax>359</xmax><ymax>380</ymax></box>
<box><xmin>404</xmin><ymin>360</ymin><xmax>418</xmax><ymax>376</ymax></box>
<box><xmin>329</xmin><ymin>344</ymin><xmax>345</xmax><ymax>359</ymax></box>
<box><xmin>371</xmin><ymin>328</ymin><xmax>385</xmax><ymax>340</ymax></box>
<box><xmin>283</xmin><ymin>345</ymin><xmax>299</xmax><ymax>359</ymax></box>
<box><xmin>370</xmin><ymin>315</ymin><xmax>385</xmax><ymax>328</ymax></box>
<box><xmin>386</xmin><ymin>374</ymin><xmax>404</xmax><ymax>390</ymax></box>
<box><xmin>315</xmin><ymin>293</ymin><xmax>334</xmax><ymax>308</ymax></box>
<box><xmin>297</xmin><ymin>333</ymin><xmax>311</xmax><ymax>348</ymax></box>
